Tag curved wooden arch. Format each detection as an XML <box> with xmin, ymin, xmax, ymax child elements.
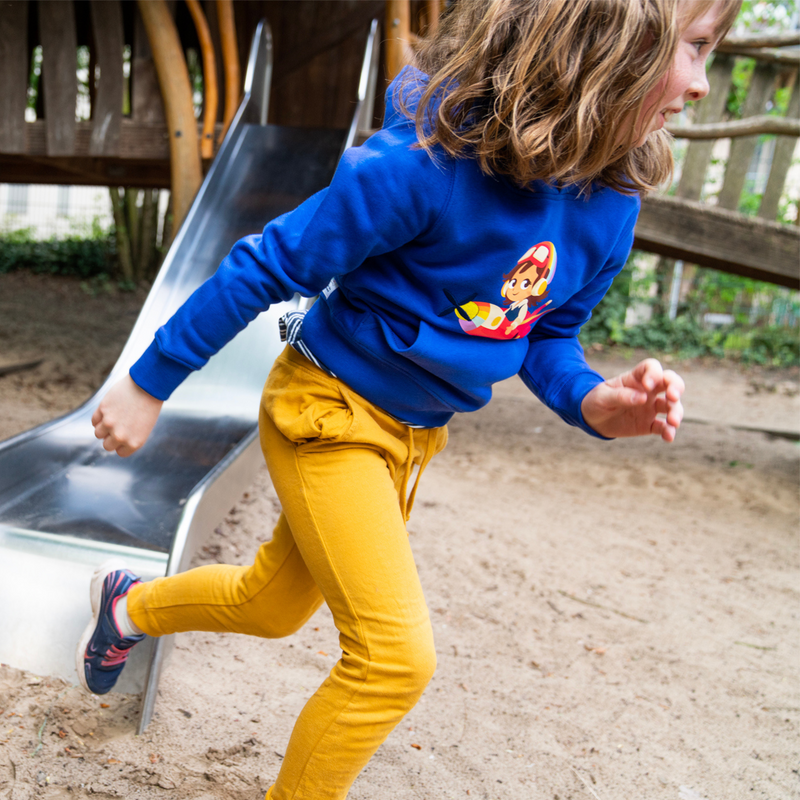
<box><xmin>217</xmin><ymin>0</ymin><xmax>241</xmax><ymax>141</ymax></box>
<box><xmin>186</xmin><ymin>0</ymin><xmax>218</xmax><ymax>160</ymax></box>
<box><xmin>136</xmin><ymin>0</ymin><xmax>202</xmax><ymax>235</ymax></box>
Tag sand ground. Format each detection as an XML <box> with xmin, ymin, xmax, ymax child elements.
<box><xmin>0</xmin><ymin>271</ymin><xmax>798</xmax><ymax>800</ymax></box>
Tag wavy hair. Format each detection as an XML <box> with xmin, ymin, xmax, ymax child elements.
<box><xmin>401</xmin><ymin>0</ymin><xmax>740</xmax><ymax>194</ymax></box>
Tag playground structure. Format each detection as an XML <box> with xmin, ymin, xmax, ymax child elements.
<box><xmin>0</xmin><ymin>1</ymin><xmax>797</xmax><ymax>286</ymax></box>
<box><xmin>0</xmin><ymin>0</ymin><xmax>797</xmax><ymax>731</ymax></box>
<box><xmin>0</xmin><ymin>14</ymin><xmax>378</xmax><ymax>732</ymax></box>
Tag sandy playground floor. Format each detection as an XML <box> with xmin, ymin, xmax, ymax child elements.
<box><xmin>0</xmin><ymin>271</ymin><xmax>798</xmax><ymax>800</ymax></box>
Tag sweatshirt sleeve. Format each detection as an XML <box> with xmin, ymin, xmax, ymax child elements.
<box><xmin>130</xmin><ymin>87</ymin><xmax>451</xmax><ymax>400</ymax></box>
<box><xmin>518</xmin><ymin>198</ymin><xmax>640</xmax><ymax>438</ymax></box>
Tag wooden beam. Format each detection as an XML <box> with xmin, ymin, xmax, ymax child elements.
<box><xmin>89</xmin><ymin>0</ymin><xmax>124</xmax><ymax>156</ymax></box>
<box><xmin>715</xmin><ymin>46</ymin><xmax>800</xmax><ymax>66</ymax></box>
<box><xmin>0</xmin><ymin>0</ymin><xmax>28</xmax><ymax>154</ymax></box>
<box><xmin>39</xmin><ymin>0</ymin><xmax>77</xmax><ymax>156</ymax></box>
<box><xmin>0</xmin><ymin>154</ymin><xmax>171</xmax><ymax>188</ymax></box>
<box><xmin>720</xmin><ymin>33</ymin><xmax>800</xmax><ymax>49</ymax></box>
<box><xmin>1</xmin><ymin>119</ymin><xmax>225</xmax><ymax>160</ymax></box>
<box><xmin>667</xmin><ymin>115</ymin><xmax>800</xmax><ymax>139</ymax></box>
<box><xmin>634</xmin><ymin>195</ymin><xmax>800</xmax><ymax>289</ymax></box>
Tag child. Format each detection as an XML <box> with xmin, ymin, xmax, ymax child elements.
<box><xmin>78</xmin><ymin>1</ymin><xmax>740</xmax><ymax>797</ymax></box>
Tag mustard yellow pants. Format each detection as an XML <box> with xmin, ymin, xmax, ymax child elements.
<box><xmin>126</xmin><ymin>346</ymin><xmax>448</xmax><ymax>799</ymax></box>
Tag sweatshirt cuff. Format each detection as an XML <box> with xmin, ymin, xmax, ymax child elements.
<box><xmin>129</xmin><ymin>339</ymin><xmax>195</xmax><ymax>401</ymax></box>
<box><xmin>552</xmin><ymin>369</ymin><xmax>612</xmax><ymax>440</ymax></box>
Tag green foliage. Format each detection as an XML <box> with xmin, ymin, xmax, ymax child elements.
<box><xmin>580</xmin><ymin>254</ymin><xmax>800</xmax><ymax>368</ymax></box>
<box><xmin>580</xmin><ymin>260</ymin><xmax>633</xmax><ymax>344</ymax></box>
<box><xmin>737</xmin><ymin>0</ymin><xmax>798</xmax><ymax>31</ymax></box>
<box><xmin>27</xmin><ymin>46</ymin><xmax>42</xmax><ymax>115</ymax></box>
<box><xmin>583</xmin><ymin>310</ymin><xmax>799</xmax><ymax>368</ymax></box>
<box><xmin>726</xmin><ymin>57</ymin><xmax>755</xmax><ymax>118</ymax></box>
<box><xmin>0</xmin><ymin>226</ymin><xmax>116</xmax><ymax>279</ymax></box>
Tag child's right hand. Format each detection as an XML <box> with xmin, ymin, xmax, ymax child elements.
<box><xmin>92</xmin><ymin>375</ymin><xmax>163</xmax><ymax>457</ymax></box>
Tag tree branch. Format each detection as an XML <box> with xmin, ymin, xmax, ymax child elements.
<box><xmin>714</xmin><ymin>46</ymin><xmax>800</xmax><ymax>66</ymax></box>
<box><xmin>667</xmin><ymin>115</ymin><xmax>800</xmax><ymax>139</ymax></box>
<box><xmin>719</xmin><ymin>32</ymin><xmax>800</xmax><ymax>49</ymax></box>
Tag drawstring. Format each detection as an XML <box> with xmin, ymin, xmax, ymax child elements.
<box><xmin>399</xmin><ymin>427</ymin><xmax>438</xmax><ymax>522</ymax></box>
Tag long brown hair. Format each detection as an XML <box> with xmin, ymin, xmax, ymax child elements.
<box><xmin>400</xmin><ymin>0</ymin><xmax>740</xmax><ymax>194</ymax></box>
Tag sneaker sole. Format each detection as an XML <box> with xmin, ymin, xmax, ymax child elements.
<box><xmin>75</xmin><ymin>558</ymin><xmax>129</xmax><ymax>694</ymax></box>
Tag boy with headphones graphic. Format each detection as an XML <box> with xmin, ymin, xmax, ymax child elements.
<box><xmin>502</xmin><ymin>241</ymin><xmax>557</xmax><ymax>332</ymax></box>
<box><xmin>440</xmin><ymin>240</ymin><xmax>557</xmax><ymax>340</ymax></box>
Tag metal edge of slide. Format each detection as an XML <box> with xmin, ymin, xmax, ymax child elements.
<box><xmin>135</xmin><ymin>18</ymin><xmax>379</xmax><ymax>732</ymax></box>
<box><xmin>134</xmin><ymin>21</ymin><xmax>275</xmax><ymax>733</ymax></box>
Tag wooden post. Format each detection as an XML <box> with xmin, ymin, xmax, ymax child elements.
<box><xmin>186</xmin><ymin>0</ymin><xmax>218</xmax><ymax>159</ymax></box>
<box><xmin>39</xmin><ymin>0</ymin><xmax>77</xmax><ymax>156</ymax></box>
<box><xmin>136</xmin><ymin>0</ymin><xmax>202</xmax><ymax>236</ymax></box>
<box><xmin>216</xmin><ymin>0</ymin><xmax>240</xmax><ymax>141</ymax></box>
<box><xmin>0</xmin><ymin>0</ymin><xmax>28</xmax><ymax>154</ymax></box>
<box><xmin>385</xmin><ymin>0</ymin><xmax>411</xmax><ymax>83</ymax></box>
<box><xmin>88</xmin><ymin>0</ymin><xmax>124</xmax><ymax>156</ymax></box>
<box><xmin>716</xmin><ymin>62</ymin><xmax>778</xmax><ymax>210</ymax></box>
<box><xmin>759</xmin><ymin>75</ymin><xmax>800</xmax><ymax>221</ymax></box>
<box><xmin>109</xmin><ymin>187</ymin><xmax>134</xmax><ymax>283</ymax></box>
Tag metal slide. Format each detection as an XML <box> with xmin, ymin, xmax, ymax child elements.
<box><xmin>0</xmin><ymin>20</ymin><xmax>379</xmax><ymax>731</ymax></box>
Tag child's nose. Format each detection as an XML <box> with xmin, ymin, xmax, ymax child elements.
<box><xmin>687</xmin><ymin>65</ymin><xmax>710</xmax><ymax>101</ymax></box>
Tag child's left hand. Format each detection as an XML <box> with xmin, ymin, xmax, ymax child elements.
<box><xmin>580</xmin><ymin>358</ymin><xmax>684</xmax><ymax>441</ymax></box>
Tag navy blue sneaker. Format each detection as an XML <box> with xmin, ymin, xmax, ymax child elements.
<box><xmin>76</xmin><ymin>560</ymin><xmax>145</xmax><ymax>695</ymax></box>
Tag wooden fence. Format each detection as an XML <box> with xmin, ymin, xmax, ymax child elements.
<box><xmin>645</xmin><ymin>32</ymin><xmax>800</xmax><ymax>290</ymax></box>
<box><xmin>0</xmin><ymin>1</ymin><xmax>798</xmax><ymax>288</ymax></box>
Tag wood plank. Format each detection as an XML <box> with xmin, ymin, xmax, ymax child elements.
<box><xmin>267</xmin><ymin>1</ymin><xmax>375</xmax><ymax>128</ymax></box>
<box><xmin>634</xmin><ymin>195</ymin><xmax>800</xmax><ymax>289</ymax></box>
<box><xmin>89</xmin><ymin>0</ymin><xmax>124</xmax><ymax>156</ymax></box>
<box><xmin>0</xmin><ymin>0</ymin><xmax>28</xmax><ymax>154</ymax></box>
<box><xmin>272</xmin><ymin>0</ymin><xmax>382</xmax><ymax>83</ymax></box>
<box><xmin>0</xmin><ymin>154</ymin><xmax>171</xmax><ymax>188</ymax></box>
<box><xmin>716</xmin><ymin>62</ymin><xmax>778</xmax><ymax>211</ymax></box>
<box><xmin>38</xmin><ymin>0</ymin><xmax>77</xmax><ymax>156</ymax></box>
<box><xmin>16</xmin><ymin>118</ymin><xmax>223</xmax><ymax>160</ymax></box>
<box><xmin>132</xmin><ymin>4</ymin><xmax>166</xmax><ymax>123</ymax></box>
<box><xmin>759</xmin><ymin>83</ymin><xmax>800</xmax><ymax>221</ymax></box>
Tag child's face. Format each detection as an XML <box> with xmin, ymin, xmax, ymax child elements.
<box><xmin>505</xmin><ymin>263</ymin><xmax>541</xmax><ymax>303</ymax></box>
<box><xmin>632</xmin><ymin>1</ymin><xmax>724</xmax><ymax>146</ymax></box>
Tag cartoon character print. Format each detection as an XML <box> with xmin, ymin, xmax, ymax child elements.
<box><xmin>439</xmin><ymin>241</ymin><xmax>557</xmax><ymax>340</ymax></box>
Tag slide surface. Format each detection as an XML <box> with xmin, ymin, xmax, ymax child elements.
<box><xmin>0</xmin><ymin>21</ymin><xmax>350</xmax><ymax>698</ymax></box>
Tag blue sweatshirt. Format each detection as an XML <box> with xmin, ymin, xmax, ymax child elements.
<box><xmin>131</xmin><ymin>68</ymin><xmax>640</xmax><ymax>434</ymax></box>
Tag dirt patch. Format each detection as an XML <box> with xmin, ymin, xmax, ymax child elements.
<box><xmin>1</xmin><ymin>273</ymin><xmax>798</xmax><ymax>799</ymax></box>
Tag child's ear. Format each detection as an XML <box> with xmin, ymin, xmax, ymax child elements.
<box><xmin>501</xmin><ymin>281</ymin><xmax>510</xmax><ymax>298</ymax></box>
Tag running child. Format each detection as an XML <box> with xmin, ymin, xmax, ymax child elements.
<box><xmin>78</xmin><ymin>1</ymin><xmax>740</xmax><ymax>797</ymax></box>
